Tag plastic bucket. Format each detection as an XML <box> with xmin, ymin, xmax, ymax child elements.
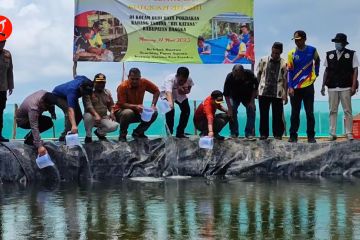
<box><xmin>141</xmin><ymin>107</ymin><xmax>154</xmax><ymax>122</ymax></box>
<box><xmin>199</xmin><ymin>136</ymin><xmax>214</xmax><ymax>149</ymax></box>
<box><xmin>65</xmin><ymin>133</ymin><xmax>81</xmax><ymax>146</ymax></box>
<box><xmin>353</xmin><ymin>119</ymin><xmax>360</xmax><ymax>139</ymax></box>
<box><xmin>157</xmin><ymin>99</ymin><xmax>171</xmax><ymax>114</ymax></box>
<box><xmin>36</xmin><ymin>153</ymin><xmax>55</xmax><ymax>169</ymax></box>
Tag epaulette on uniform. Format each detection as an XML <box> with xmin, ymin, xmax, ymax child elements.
<box><xmin>3</xmin><ymin>49</ymin><xmax>11</xmax><ymax>59</ymax></box>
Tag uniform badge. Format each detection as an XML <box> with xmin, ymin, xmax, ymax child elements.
<box><xmin>345</xmin><ymin>53</ymin><xmax>350</xmax><ymax>59</ymax></box>
<box><xmin>329</xmin><ymin>54</ymin><xmax>334</xmax><ymax>59</ymax></box>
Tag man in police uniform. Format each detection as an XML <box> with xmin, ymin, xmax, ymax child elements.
<box><xmin>0</xmin><ymin>33</ymin><xmax>14</xmax><ymax>142</ymax></box>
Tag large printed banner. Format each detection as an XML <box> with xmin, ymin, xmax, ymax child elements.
<box><xmin>74</xmin><ymin>0</ymin><xmax>254</xmax><ymax>64</ymax></box>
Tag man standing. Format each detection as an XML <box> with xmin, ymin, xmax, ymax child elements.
<box><xmin>16</xmin><ymin>90</ymin><xmax>57</xmax><ymax>156</ymax></box>
<box><xmin>194</xmin><ymin>90</ymin><xmax>229</xmax><ymax>140</ymax></box>
<box><xmin>0</xmin><ymin>33</ymin><xmax>14</xmax><ymax>142</ymax></box>
<box><xmin>160</xmin><ymin>67</ymin><xmax>194</xmax><ymax>138</ymax></box>
<box><xmin>52</xmin><ymin>75</ymin><xmax>94</xmax><ymax>141</ymax></box>
<box><xmin>288</xmin><ymin>30</ymin><xmax>320</xmax><ymax>143</ymax></box>
<box><xmin>83</xmin><ymin>73</ymin><xmax>118</xmax><ymax>143</ymax></box>
<box><xmin>321</xmin><ymin>33</ymin><xmax>358</xmax><ymax>141</ymax></box>
<box><xmin>114</xmin><ymin>68</ymin><xmax>160</xmax><ymax>142</ymax></box>
<box><xmin>257</xmin><ymin>42</ymin><xmax>288</xmax><ymax>140</ymax></box>
<box><xmin>223</xmin><ymin>64</ymin><xmax>258</xmax><ymax>140</ymax></box>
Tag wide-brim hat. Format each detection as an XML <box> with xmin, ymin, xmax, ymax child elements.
<box><xmin>331</xmin><ymin>33</ymin><xmax>349</xmax><ymax>45</ymax></box>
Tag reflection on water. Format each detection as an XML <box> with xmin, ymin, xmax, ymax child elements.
<box><xmin>1</xmin><ymin>178</ymin><xmax>360</xmax><ymax>240</ymax></box>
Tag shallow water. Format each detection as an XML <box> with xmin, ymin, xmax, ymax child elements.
<box><xmin>1</xmin><ymin>177</ymin><xmax>360</xmax><ymax>240</ymax></box>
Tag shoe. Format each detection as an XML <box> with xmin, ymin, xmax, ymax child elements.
<box><xmin>24</xmin><ymin>137</ymin><xmax>33</xmax><ymax>146</ymax></box>
<box><xmin>308</xmin><ymin>138</ymin><xmax>317</xmax><ymax>143</ymax></box>
<box><xmin>274</xmin><ymin>136</ymin><xmax>282</xmax><ymax>140</ymax></box>
<box><xmin>132</xmin><ymin>131</ymin><xmax>148</xmax><ymax>139</ymax></box>
<box><xmin>118</xmin><ymin>135</ymin><xmax>127</xmax><ymax>142</ymax></box>
<box><xmin>0</xmin><ymin>136</ymin><xmax>9</xmax><ymax>142</ymax></box>
<box><xmin>84</xmin><ymin>136</ymin><xmax>92</xmax><ymax>143</ymax></box>
<box><xmin>94</xmin><ymin>130</ymin><xmax>107</xmax><ymax>141</ymax></box>
<box><xmin>288</xmin><ymin>136</ymin><xmax>297</xmax><ymax>143</ymax></box>
<box><xmin>214</xmin><ymin>134</ymin><xmax>225</xmax><ymax>141</ymax></box>
<box><xmin>328</xmin><ymin>135</ymin><xmax>337</xmax><ymax>141</ymax></box>
<box><xmin>245</xmin><ymin>135</ymin><xmax>256</xmax><ymax>141</ymax></box>
<box><xmin>58</xmin><ymin>135</ymin><xmax>65</xmax><ymax>142</ymax></box>
<box><xmin>347</xmin><ymin>134</ymin><xmax>354</xmax><ymax>141</ymax></box>
<box><xmin>176</xmin><ymin>133</ymin><xmax>189</xmax><ymax>139</ymax></box>
<box><xmin>259</xmin><ymin>136</ymin><xmax>268</xmax><ymax>140</ymax></box>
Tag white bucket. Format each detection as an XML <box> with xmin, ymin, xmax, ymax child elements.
<box><xmin>199</xmin><ymin>136</ymin><xmax>214</xmax><ymax>149</ymax></box>
<box><xmin>141</xmin><ymin>107</ymin><xmax>154</xmax><ymax>122</ymax></box>
<box><xmin>157</xmin><ymin>99</ymin><xmax>171</xmax><ymax>114</ymax></box>
<box><xmin>65</xmin><ymin>133</ymin><xmax>81</xmax><ymax>147</ymax></box>
<box><xmin>36</xmin><ymin>153</ymin><xmax>55</xmax><ymax>169</ymax></box>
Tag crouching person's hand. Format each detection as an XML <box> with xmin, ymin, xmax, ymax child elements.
<box><xmin>38</xmin><ymin>146</ymin><xmax>47</xmax><ymax>156</ymax></box>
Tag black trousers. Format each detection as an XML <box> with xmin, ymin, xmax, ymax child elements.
<box><xmin>165</xmin><ymin>98</ymin><xmax>190</xmax><ymax>135</ymax></box>
<box><xmin>289</xmin><ymin>84</ymin><xmax>315</xmax><ymax>138</ymax></box>
<box><xmin>258</xmin><ymin>96</ymin><xmax>284</xmax><ymax>137</ymax></box>
<box><xmin>0</xmin><ymin>91</ymin><xmax>7</xmax><ymax>135</ymax></box>
<box><xmin>194</xmin><ymin>113</ymin><xmax>229</xmax><ymax>135</ymax></box>
<box><xmin>17</xmin><ymin>115</ymin><xmax>53</xmax><ymax>142</ymax></box>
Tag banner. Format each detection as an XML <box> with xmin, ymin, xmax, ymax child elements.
<box><xmin>73</xmin><ymin>0</ymin><xmax>254</xmax><ymax>64</ymax></box>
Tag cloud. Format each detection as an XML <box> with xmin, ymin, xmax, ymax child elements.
<box><xmin>0</xmin><ymin>0</ymin><xmax>16</xmax><ymax>10</ymax></box>
<box><xmin>4</xmin><ymin>0</ymin><xmax>360</xmax><ymax>104</ymax></box>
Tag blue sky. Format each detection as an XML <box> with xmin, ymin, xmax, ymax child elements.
<box><xmin>2</xmin><ymin>0</ymin><xmax>360</xmax><ymax>103</ymax></box>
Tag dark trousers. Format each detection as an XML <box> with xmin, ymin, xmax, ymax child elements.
<box><xmin>165</xmin><ymin>98</ymin><xmax>190</xmax><ymax>135</ymax></box>
<box><xmin>194</xmin><ymin>113</ymin><xmax>229</xmax><ymax>135</ymax></box>
<box><xmin>115</xmin><ymin>109</ymin><xmax>158</xmax><ymax>136</ymax></box>
<box><xmin>289</xmin><ymin>84</ymin><xmax>315</xmax><ymax>138</ymax></box>
<box><xmin>54</xmin><ymin>96</ymin><xmax>83</xmax><ymax>138</ymax></box>
<box><xmin>17</xmin><ymin>115</ymin><xmax>53</xmax><ymax>142</ymax></box>
<box><xmin>229</xmin><ymin>98</ymin><xmax>256</xmax><ymax>137</ymax></box>
<box><xmin>259</xmin><ymin>96</ymin><xmax>284</xmax><ymax>137</ymax></box>
<box><xmin>0</xmin><ymin>91</ymin><xmax>6</xmax><ymax>135</ymax></box>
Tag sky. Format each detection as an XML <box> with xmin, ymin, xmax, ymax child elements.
<box><xmin>2</xmin><ymin>0</ymin><xmax>360</xmax><ymax>103</ymax></box>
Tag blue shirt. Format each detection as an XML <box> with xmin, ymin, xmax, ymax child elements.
<box><xmin>287</xmin><ymin>45</ymin><xmax>320</xmax><ymax>89</ymax></box>
<box><xmin>52</xmin><ymin>75</ymin><xmax>90</xmax><ymax>108</ymax></box>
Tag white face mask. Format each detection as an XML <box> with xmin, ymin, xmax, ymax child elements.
<box><xmin>335</xmin><ymin>42</ymin><xmax>344</xmax><ymax>51</ymax></box>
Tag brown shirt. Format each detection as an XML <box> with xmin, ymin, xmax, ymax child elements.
<box><xmin>114</xmin><ymin>78</ymin><xmax>159</xmax><ymax>113</ymax></box>
<box><xmin>83</xmin><ymin>89</ymin><xmax>114</xmax><ymax>117</ymax></box>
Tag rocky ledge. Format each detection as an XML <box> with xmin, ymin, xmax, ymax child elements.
<box><xmin>1</xmin><ymin>137</ymin><xmax>360</xmax><ymax>183</ymax></box>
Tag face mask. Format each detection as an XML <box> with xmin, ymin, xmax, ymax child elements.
<box><xmin>335</xmin><ymin>43</ymin><xmax>344</xmax><ymax>51</ymax></box>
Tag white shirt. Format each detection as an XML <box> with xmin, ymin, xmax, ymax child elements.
<box><xmin>160</xmin><ymin>73</ymin><xmax>194</xmax><ymax>103</ymax></box>
<box><xmin>324</xmin><ymin>50</ymin><xmax>359</xmax><ymax>91</ymax></box>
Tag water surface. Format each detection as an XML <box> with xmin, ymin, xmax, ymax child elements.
<box><xmin>1</xmin><ymin>177</ymin><xmax>360</xmax><ymax>240</ymax></box>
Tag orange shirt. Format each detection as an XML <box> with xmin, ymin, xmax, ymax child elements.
<box><xmin>194</xmin><ymin>96</ymin><xmax>222</xmax><ymax>125</ymax></box>
<box><xmin>113</xmin><ymin>78</ymin><xmax>159</xmax><ymax>113</ymax></box>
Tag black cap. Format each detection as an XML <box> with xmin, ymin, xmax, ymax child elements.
<box><xmin>272</xmin><ymin>42</ymin><xmax>283</xmax><ymax>52</ymax></box>
<box><xmin>211</xmin><ymin>90</ymin><xmax>224</xmax><ymax>104</ymax></box>
<box><xmin>292</xmin><ymin>30</ymin><xmax>306</xmax><ymax>40</ymax></box>
<box><xmin>94</xmin><ymin>73</ymin><xmax>106</xmax><ymax>82</ymax></box>
<box><xmin>331</xmin><ymin>33</ymin><xmax>349</xmax><ymax>45</ymax></box>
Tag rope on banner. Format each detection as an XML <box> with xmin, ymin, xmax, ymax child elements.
<box><xmin>121</xmin><ymin>62</ymin><xmax>125</xmax><ymax>82</ymax></box>
<box><xmin>73</xmin><ymin>61</ymin><xmax>78</xmax><ymax>78</ymax></box>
